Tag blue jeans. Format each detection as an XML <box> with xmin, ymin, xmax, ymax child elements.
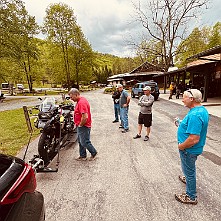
<box><xmin>114</xmin><ymin>103</ymin><xmax>120</xmax><ymax>121</ymax></box>
<box><xmin>179</xmin><ymin>150</ymin><xmax>198</xmax><ymax>200</ymax></box>
<box><xmin>120</xmin><ymin>106</ymin><xmax>129</xmax><ymax>129</ymax></box>
<box><xmin>77</xmin><ymin>126</ymin><xmax>97</xmax><ymax>158</ymax></box>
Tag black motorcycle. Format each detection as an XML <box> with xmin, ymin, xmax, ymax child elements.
<box><xmin>34</xmin><ymin>99</ymin><xmax>76</xmax><ymax>167</ymax></box>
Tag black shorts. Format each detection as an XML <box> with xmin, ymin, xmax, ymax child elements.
<box><xmin>138</xmin><ymin>112</ymin><xmax>152</xmax><ymax>127</ymax></box>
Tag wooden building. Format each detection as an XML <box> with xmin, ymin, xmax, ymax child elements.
<box><xmin>107</xmin><ymin>61</ymin><xmax>164</xmax><ymax>87</ymax></box>
<box><xmin>153</xmin><ymin>45</ymin><xmax>221</xmax><ymax>102</ymax></box>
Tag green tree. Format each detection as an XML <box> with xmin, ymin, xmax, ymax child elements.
<box><xmin>43</xmin><ymin>3</ymin><xmax>79</xmax><ymax>90</ymax></box>
<box><xmin>0</xmin><ymin>0</ymin><xmax>39</xmax><ymax>91</ymax></box>
<box><xmin>208</xmin><ymin>22</ymin><xmax>221</xmax><ymax>49</ymax></box>
<box><xmin>175</xmin><ymin>27</ymin><xmax>208</xmax><ymax>67</ymax></box>
<box><xmin>69</xmin><ymin>26</ymin><xmax>94</xmax><ymax>86</ymax></box>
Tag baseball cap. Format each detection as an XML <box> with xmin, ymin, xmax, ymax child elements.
<box><xmin>143</xmin><ymin>86</ymin><xmax>151</xmax><ymax>91</ymax></box>
<box><xmin>186</xmin><ymin>89</ymin><xmax>202</xmax><ymax>103</ymax></box>
<box><xmin>116</xmin><ymin>84</ymin><xmax>123</xmax><ymax>88</ymax></box>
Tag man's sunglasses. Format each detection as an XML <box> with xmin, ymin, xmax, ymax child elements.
<box><xmin>187</xmin><ymin>90</ymin><xmax>194</xmax><ymax>97</ymax></box>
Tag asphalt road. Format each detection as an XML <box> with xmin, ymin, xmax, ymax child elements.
<box><xmin>17</xmin><ymin>89</ymin><xmax>221</xmax><ymax>221</ymax></box>
<box><xmin>0</xmin><ymin>95</ymin><xmax>62</xmax><ymax>112</ymax></box>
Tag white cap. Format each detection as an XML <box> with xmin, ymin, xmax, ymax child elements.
<box><xmin>143</xmin><ymin>86</ymin><xmax>151</xmax><ymax>91</ymax></box>
<box><xmin>116</xmin><ymin>84</ymin><xmax>123</xmax><ymax>88</ymax></box>
<box><xmin>185</xmin><ymin>89</ymin><xmax>202</xmax><ymax>103</ymax></box>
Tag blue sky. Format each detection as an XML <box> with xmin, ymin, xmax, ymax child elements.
<box><xmin>23</xmin><ymin>0</ymin><xmax>220</xmax><ymax>57</ymax></box>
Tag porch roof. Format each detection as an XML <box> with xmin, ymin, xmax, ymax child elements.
<box><xmin>187</xmin><ymin>45</ymin><xmax>221</xmax><ymax>60</ymax></box>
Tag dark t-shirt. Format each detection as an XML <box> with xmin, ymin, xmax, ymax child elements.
<box><xmin>112</xmin><ymin>91</ymin><xmax>121</xmax><ymax>104</ymax></box>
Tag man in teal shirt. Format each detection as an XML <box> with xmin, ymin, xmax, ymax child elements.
<box><xmin>175</xmin><ymin>89</ymin><xmax>209</xmax><ymax>205</ymax></box>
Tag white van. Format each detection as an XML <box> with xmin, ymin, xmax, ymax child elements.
<box><xmin>17</xmin><ymin>84</ymin><xmax>24</xmax><ymax>90</ymax></box>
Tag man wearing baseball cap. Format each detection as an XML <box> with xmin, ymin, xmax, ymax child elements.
<box><xmin>133</xmin><ymin>86</ymin><xmax>154</xmax><ymax>141</ymax></box>
<box><xmin>174</xmin><ymin>89</ymin><xmax>209</xmax><ymax>205</ymax></box>
<box><xmin>117</xmin><ymin>84</ymin><xmax>131</xmax><ymax>133</ymax></box>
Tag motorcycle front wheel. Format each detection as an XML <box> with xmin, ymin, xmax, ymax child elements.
<box><xmin>38</xmin><ymin>132</ymin><xmax>57</xmax><ymax>166</ymax></box>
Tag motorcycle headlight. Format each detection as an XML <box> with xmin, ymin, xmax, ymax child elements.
<box><xmin>60</xmin><ymin>115</ymin><xmax>64</xmax><ymax>123</ymax></box>
<box><xmin>38</xmin><ymin>112</ymin><xmax>52</xmax><ymax>119</ymax></box>
<box><xmin>41</xmin><ymin>114</ymin><xmax>49</xmax><ymax>118</ymax></box>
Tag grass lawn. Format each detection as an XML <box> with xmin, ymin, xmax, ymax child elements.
<box><xmin>0</xmin><ymin>108</ymin><xmax>40</xmax><ymax>156</ymax></box>
<box><xmin>16</xmin><ymin>90</ymin><xmax>67</xmax><ymax>96</ymax></box>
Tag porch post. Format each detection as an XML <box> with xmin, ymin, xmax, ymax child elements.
<box><xmin>203</xmin><ymin>72</ymin><xmax>209</xmax><ymax>102</ymax></box>
<box><xmin>164</xmin><ymin>75</ymin><xmax>167</xmax><ymax>93</ymax></box>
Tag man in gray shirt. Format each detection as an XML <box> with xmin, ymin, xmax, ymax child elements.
<box><xmin>117</xmin><ymin>84</ymin><xmax>131</xmax><ymax>133</ymax></box>
<box><xmin>133</xmin><ymin>86</ymin><xmax>154</xmax><ymax>141</ymax></box>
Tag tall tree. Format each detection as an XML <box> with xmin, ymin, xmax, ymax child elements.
<box><xmin>69</xmin><ymin>26</ymin><xmax>94</xmax><ymax>86</ymax></box>
<box><xmin>43</xmin><ymin>3</ymin><xmax>78</xmax><ymax>90</ymax></box>
<box><xmin>0</xmin><ymin>0</ymin><xmax>39</xmax><ymax>91</ymax></box>
<box><xmin>132</xmin><ymin>0</ymin><xmax>209</xmax><ymax>71</ymax></box>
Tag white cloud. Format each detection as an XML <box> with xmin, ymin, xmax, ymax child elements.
<box><xmin>23</xmin><ymin>0</ymin><xmax>139</xmax><ymax>57</ymax></box>
<box><xmin>22</xmin><ymin>0</ymin><xmax>221</xmax><ymax>57</ymax></box>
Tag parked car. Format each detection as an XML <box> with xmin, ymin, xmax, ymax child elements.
<box><xmin>0</xmin><ymin>153</ymin><xmax>45</xmax><ymax>221</ymax></box>
<box><xmin>16</xmin><ymin>84</ymin><xmax>24</xmax><ymax>90</ymax></box>
<box><xmin>131</xmin><ymin>81</ymin><xmax>160</xmax><ymax>100</ymax></box>
<box><xmin>105</xmin><ymin>84</ymin><xmax>113</xmax><ymax>89</ymax></box>
<box><xmin>1</xmin><ymin>83</ymin><xmax>9</xmax><ymax>94</ymax></box>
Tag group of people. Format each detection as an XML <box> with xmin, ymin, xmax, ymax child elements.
<box><xmin>169</xmin><ymin>80</ymin><xmax>195</xmax><ymax>100</ymax></box>
<box><xmin>112</xmin><ymin>84</ymin><xmax>130</xmax><ymax>133</ymax></box>
<box><xmin>112</xmin><ymin>85</ymin><xmax>209</xmax><ymax>205</ymax></box>
<box><xmin>68</xmin><ymin>86</ymin><xmax>209</xmax><ymax>206</ymax></box>
<box><xmin>169</xmin><ymin>81</ymin><xmax>185</xmax><ymax>99</ymax></box>
<box><xmin>112</xmin><ymin>84</ymin><xmax>154</xmax><ymax>141</ymax></box>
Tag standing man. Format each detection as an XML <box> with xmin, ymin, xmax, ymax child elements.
<box><xmin>117</xmin><ymin>84</ymin><xmax>130</xmax><ymax>133</ymax></box>
<box><xmin>175</xmin><ymin>89</ymin><xmax>209</xmax><ymax>205</ymax></box>
<box><xmin>68</xmin><ymin>88</ymin><xmax>98</xmax><ymax>161</ymax></box>
<box><xmin>112</xmin><ymin>87</ymin><xmax>121</xmax><ymax>123</ymax></box>
<box><xmin>133</xmin><ymin>86</ymin><xmax>154</xmax><ymax>141</ymax></box>
<box><xmin>169</xmin><ymin>82</ymin><xmax>175</xmax><ymax>99</ymax></box>
<box><xmin>176</xmin><ymin>81</ymin><xmax>183</xmax><ymax>99</ymax></box>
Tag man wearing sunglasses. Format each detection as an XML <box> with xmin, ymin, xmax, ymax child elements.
<box><xmin>175</xmin><ymin>89</ymin><xmax>209</xmax><ymax>205</ymax></box>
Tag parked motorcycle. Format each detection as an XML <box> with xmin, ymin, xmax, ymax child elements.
<box><xmin>33</xmin><ymin>97</ymin><xmax>57</xmax><ymax>129</ymax></box>
<box><xmin>32</xmin><ymin>97</ymin><xmax>76</xmax><ymax>167</ymax></box>
<box><xmin>0</xmin><ymin>153</ymin><xmax>45</xmax><ymax>221</ymax></box>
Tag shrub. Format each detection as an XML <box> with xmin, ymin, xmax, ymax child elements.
<box><xmin>104</xmin><ymin>87</ymin><xmax>114</xmax><ymax>93</ymax></box>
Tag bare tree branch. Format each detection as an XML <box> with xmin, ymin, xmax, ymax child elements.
<box><xmin>131</xmin><ymin>0</ymin><xmax>209</xmax><ymax>70</ymax></box>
